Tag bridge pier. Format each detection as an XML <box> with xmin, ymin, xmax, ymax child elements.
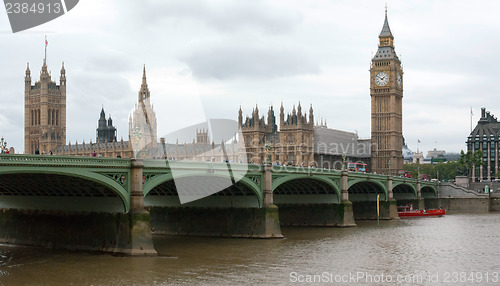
<box><xmin>416</xmin><ymin>179</ymin><xmax>425</xmax><ymax>210</ymax></box>
<box><xmin>339</xmin><ymin>171</ymin><xmax>356</xmax><ymax>227</ymax></box>
<box><xmin>260</xmin><ymin>165</ymin><xmax>284</xmax><ymax>237</ymax></box>
<box><xmin>386</xmin><ymin>176</ymin><xmax>400</xmax><ymax>220</ymax></box>
<box><xmin>123</xmin><ymin>159</ymin><xmax>157</xmax><ymax>255</ymax></box>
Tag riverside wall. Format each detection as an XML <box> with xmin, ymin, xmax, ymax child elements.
<box><xmin>437</xmin><ymin>182</ymin><xmax>500</xmax><ymax>212</ymax></box>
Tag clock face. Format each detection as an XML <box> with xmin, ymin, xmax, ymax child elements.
<box><xmin>397</xmin><ymin>73</ymin><xmax>402</xmax><ymax>87</ymax></box>
<box><xmin>375</xmin><ymin>72</ymin><xmax>389</xmax><ymax>86</ymax></box>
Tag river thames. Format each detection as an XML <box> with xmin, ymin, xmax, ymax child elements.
<box><xmin>0</xmin><ymin>213</ymin><xmax>498</xmax><ymax>285</ymax></box>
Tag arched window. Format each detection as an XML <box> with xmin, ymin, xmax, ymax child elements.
<box><xmin>48</xmin><ymin>109</ymin><xmax>51</xmax><ymax>125</ymax></box>
<box><xmin>52</xmin><ymin>110</ymin><xmax>55</xmax><ymax>125</ymax></box>
<box><xmin>56</xmin><ymin>110</ymin><xmax>59</xmax><ymax>126</ymax></box>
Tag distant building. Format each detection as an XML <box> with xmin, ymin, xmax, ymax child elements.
<box><xmin>96</xmin><ymin>108</ymin><xmax>117</xmax><ymax>144</ymax></box>
<box><xmin>413</xmin><ymin>151</ymin><xmax>425</xmax><ymax>164</ymax></box>
<box><xmin>314</xmin><ymin>125</ymin><xmax>371</xmax><ymax>170</ymax></box>
<box><xmin>402</xmin><ymin>137</ymin><xmax>414</xmax><ymax>163</ymax></box>
<box><xmin>426</xmin><ymin>148</ymin><xmax>446</xmax><ymax>158</ymax></box>
<box><xmin>467</xmin><ymin>107</ymin><xmax>500</xmax><ymax>181</ymax></box>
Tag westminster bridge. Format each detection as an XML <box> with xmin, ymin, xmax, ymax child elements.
<box><xmin>0</xmin><ymin>154</ymin><xmax>437</xmax><ymax>255</ymax></box>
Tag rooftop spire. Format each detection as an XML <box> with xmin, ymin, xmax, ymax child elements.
<box><xmin>379</xmin><ymin>5</ymin><xmax>393</xmax><ymax>39</ymax></box>
<box><xmin>139</xmin><ymin>65</ymin><xmax>150</xmax><ymax>102</ymax></box>
<box><xmin>142</xmin><ymin>64</ymin><xmax>147</xmax><ymax>85</ymax></box>
<box><xmin>100</xmin><ymin>106</ymin><xmax>106</xmax><ymax>119</ymax></box>
<box><xmin>44</xmin><ymin>35</ymin><xmax>48</xmax><ymax>63</ymax></box>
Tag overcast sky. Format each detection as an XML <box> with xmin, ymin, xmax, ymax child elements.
<box><xmin>1</xmin><ymin>0</ymin><xmax>499</xmax><ymax>155</ymax></box>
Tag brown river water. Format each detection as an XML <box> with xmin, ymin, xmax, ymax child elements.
<box><xmin>0</xmin><ymin>213</ymin><xmax>499</xmax><ymax>285</ymax></box>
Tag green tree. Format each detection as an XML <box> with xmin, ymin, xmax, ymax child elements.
<box><xmin>403</xmin><ymin>161</ymin><xmax>460</xmax><ymax>181</ymax></box>
<box><xmin>458</xmin><ymin>150</ymin><xmax>483</xmax><ymax>176</ymax></box>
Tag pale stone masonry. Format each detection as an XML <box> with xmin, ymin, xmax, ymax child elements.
<box><xmin>24</xmin><ymin>60</ymin><xmax>66</xmax><ymax>154</ymax></box>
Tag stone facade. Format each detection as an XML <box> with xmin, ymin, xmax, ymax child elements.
<box><xmin>239</xmin><ymin>103</ymin><xmax>314</xmax><ymax>166</ymax></box>
<box><xmin>24</xmin><ymin>60</ymin><xmax>66</xmax><ymax>154</ymax></box>
<box><xmin>239</xmin><ymin>104</ymin><xmax>372</xmax><ymax>169</ymax></box>
<box><xmin>370</xmin><ymin>10</ymin><xmax>404</xmax><ymax>175</ymax></box>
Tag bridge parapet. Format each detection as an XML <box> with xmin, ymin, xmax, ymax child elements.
<box><xmin>0</xmin><ymin>154</ymin><xmax>130</xmax><ymax>168</ymax></box>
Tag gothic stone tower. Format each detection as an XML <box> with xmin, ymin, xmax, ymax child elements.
<box><xmin>129</xmin><ymin>65</ymin><xmax>158</xmax><ymax>158</ymax></box>
<box><xmin>24</xmin><ymin>60</ymin><xmax>66</xmax><ymax>154</ymax></box>
<box><xmin>279</xmin><ymin>102</ymin><xmax>314</xmax><ymax>166</ymax></box>
<box><xmin>239</xmin><ymin>105</ymin><xmax>277</xmax><ymax>164</ymax></box>
<box><xmin>96</xmin><ymin>107</ymin><xmax>117</xmax><ymax>144</ymax></box>
<box><xmin>239</xmin><ymin>103</ymin><xmax>314</xmax><ymax>166</ymax></box>
<box><xmin>370</xmin><ymin>9</ymin><xmax>404</xmax><ymax>175</ymax></box>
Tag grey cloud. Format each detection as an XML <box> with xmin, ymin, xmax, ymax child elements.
<box><xmin>121</xmin><ymin>0</ymin><xmax>302</xmax><ymax>35</ymax></box>
<box><xmin>84</xmin><ymin>52</ymin><xmax>138</xmax><ymax>74</ymax></box>
<box><xmin>65</xmin><ymin>72</ymin><xmax>136</xmax><ymax>142</ymax></box>
<box><xmin>182</xmin><ymin>44</ymin><xmax>320</xmax><ymax>80</ymax></box>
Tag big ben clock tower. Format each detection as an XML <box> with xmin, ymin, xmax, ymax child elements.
<box><xmin>370</xmin><ymin>8</ymin><xmax>403</xmax><ymax>175</ymax></box>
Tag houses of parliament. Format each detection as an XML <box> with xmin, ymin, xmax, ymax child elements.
<box><xmin>23</xmin><ymin>10</ymin><xmax>404</xmax><ymax>174</ymax></box>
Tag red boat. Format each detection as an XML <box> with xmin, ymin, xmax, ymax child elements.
<box><xmin>397</xmin><ymin>204</ymin><xmax>445</xmax><ymax>218</ymax></box>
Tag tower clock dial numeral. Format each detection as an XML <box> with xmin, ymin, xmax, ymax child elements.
<box><xmin>375</xmin><ymin>72</ymin><xmax>389</xmax><ymax>86</ymax></box>
<box><xmin>397</xmin><ymin>72</ymin><xmax>402</xmax><ymax>87</ymax></box>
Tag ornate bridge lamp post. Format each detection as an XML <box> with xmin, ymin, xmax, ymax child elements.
<box><xmin>265</xmin><ymin>143</ymin><xmax>271</xmax><ymax>165</ymax></box>
<box><xmin>0</xmin><ymin>137</ymin><xmax>7</xmax><ymax>153</ymax></box>
<box><xmin>388</xmin><ymin>160</ymin><xmax>392</xmax><ymax>176</ymax></box>
<box><xmin>131</xmin><ymin>127</ymin><xmax>142</xmax><ymax>158</ymax></box>
<box><xmin>342</xmin><ymin>153</ymin><xmax>346</xmax><ymax>171</ymax></box>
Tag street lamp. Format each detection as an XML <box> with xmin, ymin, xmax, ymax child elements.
<box><xmin>342</xmin><ymin>153</ymin><xmax>346</xmax><ymax>171</ymax></box>
<box><xmin>388</xmin><ymin>160</ymin><xmax>392</xmax><ymax>176</ymax></box>
<box><xmin>0</xmin><ymin>137</ymin><xmax>7</xmax><ymax>153</ymax></box>
<box><xmin>131</xmin><ymin>126</ymin><xmax>143</xmax><ymax>157</ymax></box>
<box><xmin>265</xmin><ymin>143</ymin><xmax>271</xmax><ymax>165</ymax></box>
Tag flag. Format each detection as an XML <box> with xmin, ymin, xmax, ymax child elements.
<box><xmin>45</xmin><ymin>36</ymin><xmax>48</xmax><ymax>47</ymax></box>
<box><xmin>471</xmin><ymin>107</ymin><xmax>473</xmax><ymax>116</ymax></box>
<box><xmin>418</xmin><ymin>139</ymin><xmax>421</xmax><ymax>143</ymax></box>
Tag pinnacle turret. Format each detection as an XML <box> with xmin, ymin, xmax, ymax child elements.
<box><xmin>142</xmin><ymin>64</ymin><xmax>147</xmax><ymax>85</ymax></box>
<box><xmin>373</xmin><ymin>6</ymin><xmax>398</xmax><ymax>61</ymax></box>
<box><xmin>100</xmin><ymin>107</ymin><xmax>105</xmax><ymax>119</ymax></box>
<box><xmin>138</xmin><ymin>65</ymin><xmax>150</xmax><ymax>102</ymax></box>
<box><xmin>379</xmin><ymin>7</ymin><xmax>393</xmax><ymax>39</ymax></box>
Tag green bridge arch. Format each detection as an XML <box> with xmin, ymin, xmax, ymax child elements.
<box><xmin>347</xmin><ymin>178</ymin><xmax>388</xmax><ymax>200</ymax></box>
<box><xmin>143</xmin><ymin>173</ymin><xmax>263</xmax><ymax>207</ymax></box>
<box><xmin>272</xmin><ymin>174</ymin><xmax>341</xmax><ymax>202</ymax></box>
<box><xmin>393</xmin><ymin>182</ymin><xmax>418</xmax><ymax>199</ymax></box>
<box><xmin>421</xmin><ymin>185</ymin><xmax>438</xmax><ymax>198</ymax></box>
<box><xmin>0</xmin><ymin>168</ymin><xmax>130</xmax><ymax>212</ymax></box>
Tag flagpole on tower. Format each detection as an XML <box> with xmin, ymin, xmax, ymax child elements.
<box><xmin>44</xmin><ymin>35</ymin><xmax>47</xmax><ymax>62</ymax></box>
<box><xmin>470</xmin><ymin>107</ymin><xmax>473</xmax><ymax>133</ymax></box>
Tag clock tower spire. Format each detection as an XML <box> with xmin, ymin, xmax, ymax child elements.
<box><xmin>370</xmin><ymin>7</ymin><xmax>404</xmax><ymax>175</ymax></box>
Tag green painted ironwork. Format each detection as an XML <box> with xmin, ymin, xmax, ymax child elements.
<box><xmin>0</xmin><ymin>155</ymin><xmax>438</xmax><ymax>211</ymax></box>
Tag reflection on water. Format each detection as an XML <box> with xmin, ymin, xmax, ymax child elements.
<box><xmin>0</xmin><ymin>213</ymin><xmax>499</xmax><ymax>285</ymax></box>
